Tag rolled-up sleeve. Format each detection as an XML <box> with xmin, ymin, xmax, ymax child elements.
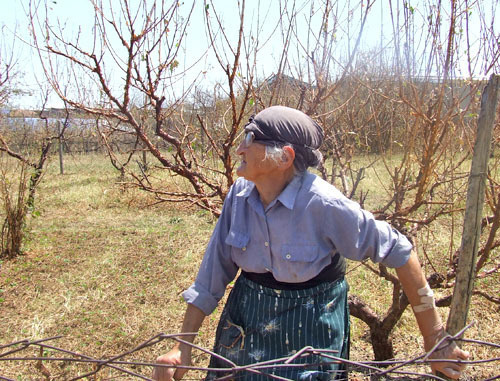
<box><xmin>182</xmin><ymin>186</ymin><xmax>239</xmax><ymax>315</ymax></box>
<box><xmin>325</xmin><ymin>197</ymin><xmax>413</xmax><ymax>268</ymax></box>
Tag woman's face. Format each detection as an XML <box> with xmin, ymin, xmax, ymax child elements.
<box><xmin>235</xmin><ymin>138</ymin><xmax>277</xmax><ymax>183</ymax></box>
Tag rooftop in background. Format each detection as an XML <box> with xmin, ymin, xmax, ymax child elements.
<box><xmin>4</xmin><ymin>108</ymin><xmax>99</xmax><ymax>120</ymax></box>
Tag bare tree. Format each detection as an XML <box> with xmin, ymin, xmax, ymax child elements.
<box><xmin>306</xmin><ymin>0</ymin><xmax>500</xmax><ymax>360</ymax></box>
<box><xmin>29</xmin><ymin>0</ymin><xmax>247</xmax><ymax>215</ymax></box>
<box><xmin>0</xmin><ymin>87</ymin><xmax>69</xmax><ymax>257</ymax></box>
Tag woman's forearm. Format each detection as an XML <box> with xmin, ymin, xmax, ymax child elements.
<box><xmin>395</xmin><ymin>250</ymin><xmax>469</xmax><ymax>379</ymax></box>
<box><xmin>175</xmin><ymin>303</ymin><xmax>207</xmax><ymax>350</ymax></box>
<box><xmin>395</xmin><ymin>251</ymin><xmax>444</xmax><ymax>340</ymax></box>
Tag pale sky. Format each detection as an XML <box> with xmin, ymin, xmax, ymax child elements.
<box><xmin>1</xmin><ymin>0</ymin><xmax>497</xmax><ymax>109</ymax></box>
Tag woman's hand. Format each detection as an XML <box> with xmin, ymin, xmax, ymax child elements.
<box><xmin>424</xmin><ymin>327</ymin><xmax>470</xmax><ymax>379</ymax></box>
<box><xmin>152</xmin><ymin>346</ymin><xmax>191</xmax><ymax>381</ymax></box>
<box><xmin>153</xmin><ymin>304</ymin><xmax>206</xmax><ymax>380</ymax></box>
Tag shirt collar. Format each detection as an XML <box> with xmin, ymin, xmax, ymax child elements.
<box><xmin>236</xmin><ymin>180</ymin><xmax>265</xmax><ymax>216</ymax></box>
<box><xmin>235</xmin><ymin>172</ymin><xmax>305</xmax><ymax>210</ymax></box>
<box><xmin>236</xmin><ymin>180</ymin><xmax>255</xmax><ymax>198</ymax></box>
<box><xmin>276</xmin><ymin>173</ymin><xmax>304</xmax><ymax>209</ymax></box>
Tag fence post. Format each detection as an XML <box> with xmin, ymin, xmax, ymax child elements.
<box><xmin>446</xmin><ymin>74</ymin><xmax>499</xmax><ymax>336</ymax></box>
<box><xmin>57</xmin><ymin>120</ymin><xmax>64</xmax><ymax>175</ymax></box>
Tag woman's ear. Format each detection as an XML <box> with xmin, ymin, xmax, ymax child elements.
<box><xmin>281</xmin><ymin>146</ymin><xmax>295</xmax><ymax>169</ymax></box>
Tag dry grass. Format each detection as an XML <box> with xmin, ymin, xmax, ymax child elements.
<box><xmin>0</xmin><ymin>153</ymin><xmax>498</xmax><ymax>379</ymax></box>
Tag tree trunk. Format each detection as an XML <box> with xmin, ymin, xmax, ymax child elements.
<box><xmin>349</xmin><ymin>291</ymin><xmax>409</xmax><ymax>361</ymax></box>
<box><xmin>370</xmin><ymin>328</ymin><xmax>394</xmax><ymax>361</ymax></box>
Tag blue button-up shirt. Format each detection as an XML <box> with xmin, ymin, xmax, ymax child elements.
<box><xmin>182</xmin><ymin>171</ymin><xmax>413</xmax><ymax>315</ymax></box>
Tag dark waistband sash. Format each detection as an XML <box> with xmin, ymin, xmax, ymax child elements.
<box><xmin>242</xmin><ymin>252</ymin><xmax>346</xmax><ymax>290</ymax></box>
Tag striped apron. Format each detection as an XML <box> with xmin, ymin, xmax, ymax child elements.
<box><xmin>205</xmin><ymin>275</ymin><xmax>350</xmax><ymax>380</ymax></box>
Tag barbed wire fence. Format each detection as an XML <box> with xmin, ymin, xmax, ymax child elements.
<box><xmin>1</xmin><ymin>323</ymin><xmax>499</xmax><ymax>380</ymax></box>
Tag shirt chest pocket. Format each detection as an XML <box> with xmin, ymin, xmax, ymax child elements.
<box><xmin>281</xmin><ymin>243</ymin><xmax>319</xmax><ymax>262</ymax></box>
<box><xmin>225</xmin><ymin>230</ymin><xmax>250</xmax><ymax>252</ymax></box>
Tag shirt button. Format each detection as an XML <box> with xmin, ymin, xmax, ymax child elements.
<box><xmin>286</xmin><ymin>254</ymin><xmax>291</xmax><ymax>259</ymax></box>
<box><xmin>264</xmin><ymin>241</ymin><xmax>269</xmax><ymax>247</ymax></box>
<box><xmin>242</xmin><ymin>246</ymin><xmax>246</xmax><ymax>251</ymax></box>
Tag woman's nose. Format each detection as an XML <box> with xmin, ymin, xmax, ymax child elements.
<box><xmin>236</xmin><ymin>141</ymin><xmax>246</xmax><ymax>155</ymax></box>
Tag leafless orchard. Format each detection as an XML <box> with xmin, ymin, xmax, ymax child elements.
<box><xmin>0</xmin><ymin>0</ymin><xmax>498</xmax><ymax>368</ymax></box>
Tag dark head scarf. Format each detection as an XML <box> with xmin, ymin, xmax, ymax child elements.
<box><xmin>244</xmin><ymin>106</ymin><xmax>323</xmax><ymax>172</ymax></box>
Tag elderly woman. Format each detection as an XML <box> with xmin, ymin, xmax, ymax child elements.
<box><xmin>153</xmin><ymin>106</ymin><xmax>469</xmax><ymax>380</ymax></box>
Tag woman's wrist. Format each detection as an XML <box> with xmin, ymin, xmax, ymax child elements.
<box><xmin>423</xmin><ymin>324</ymin><xmax>446</xmax><ymax>351</ymax></box>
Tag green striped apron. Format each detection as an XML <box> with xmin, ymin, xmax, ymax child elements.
<box><xmin>205</xmin><ymin>275</ymin><xmax>350</xmax><ymax>380</ymax></box>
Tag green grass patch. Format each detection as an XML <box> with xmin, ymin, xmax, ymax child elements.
<box><xmin>0</xmin><ymin>153</ymin><xmax>497</xmax><ymax>379</ymax></box>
